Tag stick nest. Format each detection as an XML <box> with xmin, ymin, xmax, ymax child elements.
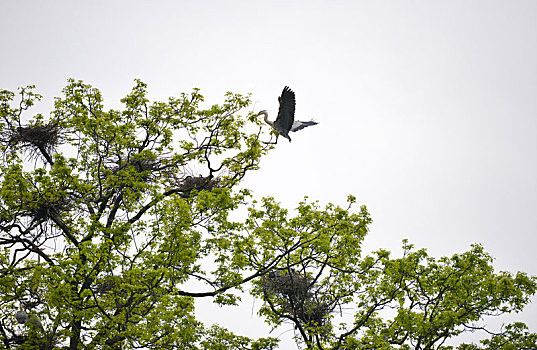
<box><xmin>114</xmin><ymin>158</ymin><xmax>159</xmax><ymax>174</ymax></box>
<box><xmin>4</xmin><ymin>123</ymin><xmax>62</xmax><ymax>158</ymax></box>
<box><xmin>263</xmin><ymin>270</ymin><xmax>311</xmax><ymax>302</ymax></box>
<box><xmin>26</xmin><ymin>196</ymin><xmax>72</xmax><ymax>221</ymax></box>
<box><xmin>262</xmin><ymin>270</ymin><xmax>331</xmax><ymax>327</ymax></box>
<box><xmin>177</xmin><ymin>175</ymin><xmax>221</xmax><ymax>197</ymax></box>
<box><xmin>95</xmin><ymin>275</ymin><xmax>120</xmax><ymax>294</ymax></box>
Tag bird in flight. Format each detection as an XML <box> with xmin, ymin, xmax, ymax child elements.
<box><xmin>257</xmin><ymin>86</ymin><xmax>318</xmax><ymax>144</ymax></box>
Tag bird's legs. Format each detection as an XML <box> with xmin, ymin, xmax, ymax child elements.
<box><xmin>263</xmin><ymin>133</ymin><xmax>279</xmax><ymax>145</ymax></box>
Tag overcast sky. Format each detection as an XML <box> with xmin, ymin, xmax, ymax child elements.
<box><xmin>2</xmin><ymin>1</ymin><xmax>536</xmax><ymax>347</ymax></box>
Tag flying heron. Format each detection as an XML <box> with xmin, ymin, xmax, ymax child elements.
<box><xmin>257</xmin><ymin>86</ymin><xmax>318</xmax><ymax>144</ymax></box>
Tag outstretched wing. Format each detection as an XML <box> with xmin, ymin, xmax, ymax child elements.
<box><xmin>290</xmin><ymin>120</ymin><xmax>318</xmax><ymax>132</ymax></box>
<box><xmin>275</xmin><ymin>86</ymin><xmax>296</xmax><ymax>134</ymax></box>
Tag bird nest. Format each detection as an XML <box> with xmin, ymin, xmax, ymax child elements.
<box><xmin>3</xmin><ymin>123</ymin><xmax>62</xmax><ymax>158</ymax></box>
<box><xmin>131</xmin><ymin>158</ymin><xmax>159</xmax><ymax>173</ymax></box>
<box><xmin>109</xmin><ymin>158</ymin><xmax>161</xmax><ymax>183</ymax></box>
<box><xmin>177</xmin><ymin>175</ymin><xmax>221</xmax><ymax>197</ymax></box>
<box><xmin>263</xmin><ymin>270</ymin><xmax>311</xmax><ymax>302</ymax></box>
<box><xmin>299</xmin><ymin>300</ymin><xmax>330</xmax><ymax>327</ymax></box>
<box><xmin>262</xmin><ymin>270</ymin><xmax>331</xmax><ymax>327</ymax></box>
<box><xmin>95</xmin><ymin>275</ymin><xmax>120</xmax><ymax>294</ymax></box>
<box><xmin>26</xmin><ymin>196</ymin><xmax>72</xmax><ymax>221</ymax></box>
<box><xmin>8</xmin><ymin>334</ymin><xmax>53</xmax><ymax>350</ymax></box>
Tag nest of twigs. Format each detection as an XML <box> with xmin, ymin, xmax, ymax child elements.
<box><xmin>262</xmin><ymin>270</ymin><xmax>331</xmax><ymax>327</ymax></box>
<box><xmin>263</xmin><ymin>270</ymin><xmax>311</xmax><ymax>303</ymax></box>
<box><xmin>111</xmin><ymin>158</ymin><xmax>160</xmax><ymax>173</ymax></box>
<box><xmin>178</xmin><ymin>175</ymin><xmax>221</xmax><ymax>197</ymax></box>
<box><xmin>95</xmin><ymin>275</ymin><xmax>119</xmax><ymax>294</ymax></box>
<box><xmin>8</xmin><ymin>335</ymin><xmax>54</xmax><ymax>350</ymax></box>
<box><xmin>109</xmin><ymin>158</ymin><xmax>161</xmax><ymax>182</ymax></box>
<box><xmin>27</xmin><ymin>196</ymin><xmax>72</xmax><ymax>221</ymax></box>
<box><xmin>5</xmin><ymin>123</ymin><xmax>62</xmax><ymax>158</ymax></box>
<box><xmin>131</xmin><ymin>158</ymin><xmax>159</xmax><ymax>173</ymax></box>
<box><xmin>300</xmin><ymin>300</ymin><xmax>330</xmax><ymax>327</ymax></box>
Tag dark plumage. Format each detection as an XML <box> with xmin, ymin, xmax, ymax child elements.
<box><xmin>15</xmin><ymin>310</ymin><xmax>29</xmax><ymax>324</ymax></box>
<box><xmin>258</xmin><ymin>86</ymin><xmax>318</xmax><ymax>144</ymax></box>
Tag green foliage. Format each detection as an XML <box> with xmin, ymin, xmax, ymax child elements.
<box><xmin>341</xmin><ymin>242</ymin><xmax>537</xmax><ymax>349</ymax></box>
<box><xmin>0</xmin><ymin>81</ymin><xmax>535</xmax><ymax>350</ymax></box>
<box><xmin>458</xmin><ymin>322</ymin><xmax>537</xmax><ymax>350</ymax></box>
<box><xmin>0</xmin><ymin>80</ymin><xmax>275</xmax><ymax>349</ymax></box>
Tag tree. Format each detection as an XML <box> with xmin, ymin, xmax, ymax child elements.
<box><xmin>0</xmin><ymin>80</ymin><xmax>535</xmax><ymax>350</ymax></box>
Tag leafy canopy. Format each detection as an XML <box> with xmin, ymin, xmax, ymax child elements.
<box><xmin>0</xmin><ymin>80</ymin><xmax>535</xmax><ymax>350</ymax></box>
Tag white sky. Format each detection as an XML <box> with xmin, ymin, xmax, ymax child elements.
<box><xmin>2</xmin><ymin>1</ymin><xmax>537</xmax><ymax>348</ymax></box>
